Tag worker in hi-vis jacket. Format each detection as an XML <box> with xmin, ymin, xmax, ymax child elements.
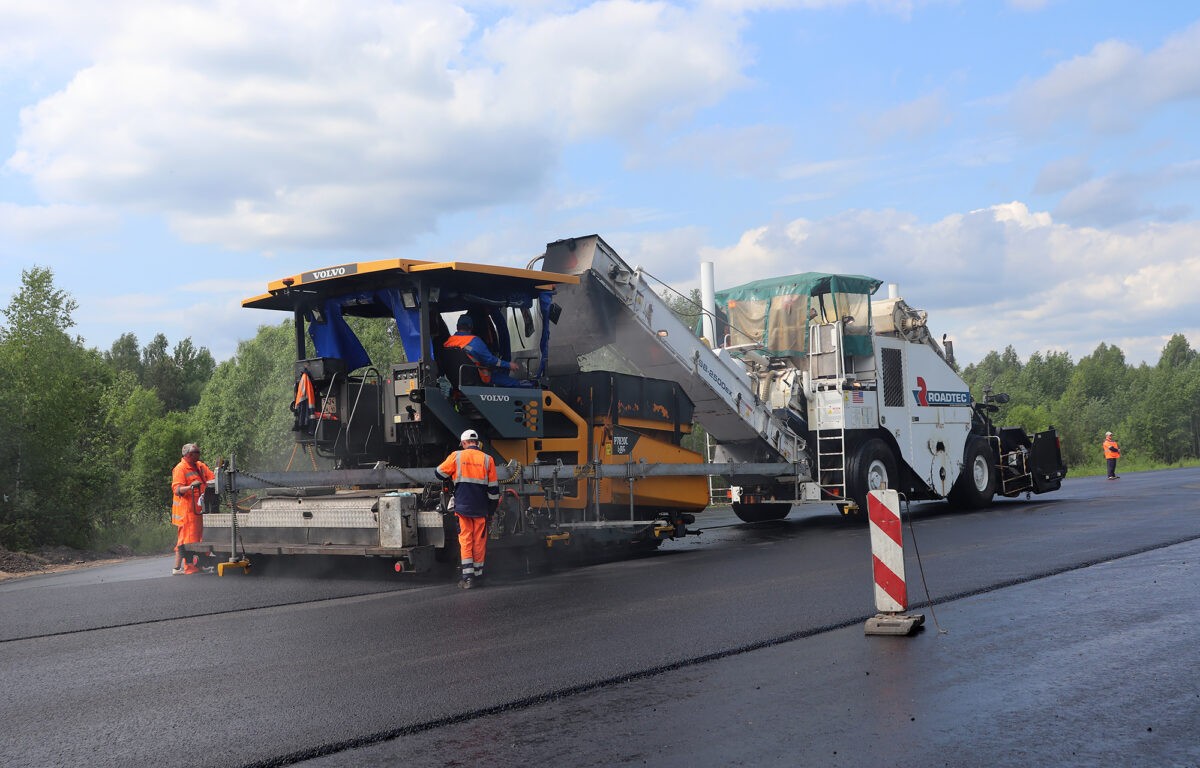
<box><xmin>443</xmin><ymin>314</ymin><xmax>530</xmax><ymax>387</ymax></box>
<box><xmin>436</xmin><ymin>429</ymin><xmax>499</xmax><ymax>589</ymax></box>
<box><xmin>1103</xmin><ymin>431</ymin><xmax>1120</xmax><ymax>480</ymax></box>
<box><xmin>171</xmin><ymin>443</ymin><xmax>215</xmax><ymax>574</ymax></box>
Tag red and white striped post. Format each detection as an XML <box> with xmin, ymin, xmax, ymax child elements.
<box><xmin>864</xmin><ymin>488</ymin><xmax>925</xmax><ymax>636</ymax></box>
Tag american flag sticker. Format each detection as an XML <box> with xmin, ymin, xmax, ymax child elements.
<box><xmin>850</xmin><ymin>390</ymin><xmax>864</xmax><ymax>404</ymax></box>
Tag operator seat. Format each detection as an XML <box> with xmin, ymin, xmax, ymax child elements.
<box><xmin>439</xmin><ymin>346</ymin><xmax>484</xmax><ymax>388</ymax></box>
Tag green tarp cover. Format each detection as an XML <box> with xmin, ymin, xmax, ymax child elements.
<box><xmin>716</xmin><ymin>272</ymin><xmax>882</xmax><ymax>303</ymax></box>
<box><xmin>713</xmin><ymin>272</ymin><xmax>883</xmax><ymax>358</ymax></box>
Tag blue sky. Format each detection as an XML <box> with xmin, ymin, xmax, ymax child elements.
<box><xmin>2</xmin><ymin>0</ymin><xmax>1198</xmax><ymax>368</ymax></box>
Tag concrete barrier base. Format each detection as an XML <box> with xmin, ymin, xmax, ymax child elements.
<box><xmin>864</xmin><ymin>612</ymin><xmax>925</xmax><ymax>636</ymax></box>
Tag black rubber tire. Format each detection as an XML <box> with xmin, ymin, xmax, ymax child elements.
<box><xmin>847</xmin><ymin>438</ymin><xmax>897</xmax><ymax>514</ymax></box>
<box><xmin>731</xmin><ymin>502</ymin><xmax>792</xmax><ymax>523</ymax></box>
<box><xmin>948</xmin><ymin>436</ymin><xmax>996</xmax><ymax>509</ymax></box>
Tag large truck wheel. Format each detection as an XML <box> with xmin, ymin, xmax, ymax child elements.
<box><xmin>731</xmin><ymin>502</ymin><xmax>792</xmax><ymax>523</ymax></box>
<box><xmin>948</xmin><ymin>436</ymin><xmax>996</xmax><ymax>509</ymax></box>
<box><xmin>847</xmin><ymin>438</ymin><xmax>897</xmax><ymax>514</ymax></box>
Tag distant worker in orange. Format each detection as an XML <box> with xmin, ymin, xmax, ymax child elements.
<box><xmin>443</xmin><ymin>314</ymin><xmax>530</xmax><ymax>387</ymax></box>
<box><xmin>1103</xmin><ymin>431</ymin><xmax>1120</xmax><ymax>480</ymax></box>
<box><xmin>171</xmin><ymin>443</ymin><xmax>215</xmax><ymax>574</ymax></box>
<box><xmin>435</xmin><ymin>429</ymin><xmax>499</xmax><ymax>589</ymax></box>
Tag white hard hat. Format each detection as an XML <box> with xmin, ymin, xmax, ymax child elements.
<box><xmin>460</xmin><ymin>429</ymin><xmax>480</xmax><ymax>442</ymax></box>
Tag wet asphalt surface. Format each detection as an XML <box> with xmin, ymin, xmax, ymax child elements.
<box><xmin>1</xmin><ymin>468</ymin><xmax>1198</xmax><ymax>767</ymax></box>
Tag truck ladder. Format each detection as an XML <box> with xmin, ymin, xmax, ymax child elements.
<box><xmin>808</xmin><ymin>320</ymin><xmax>851</xmax><ymax>503</ymax></box>
<box><xmin>815</xmin><ymin>424</ymin><xmax>847</xmax><ymax>502</ymax></box>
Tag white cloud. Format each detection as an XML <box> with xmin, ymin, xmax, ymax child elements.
<box><xmin>628</xmin><ymin>124</ymin><xmax>793</xmax><ymax>177</ymax></box>
<box><xmin>1005</xmin><ymin>0</ymin><xmax>1050</xmax><ymax>10</ymax></box>
<box><xmin>690</xmin><ymin>202</ymin><xmax>1200</xmax><ymax>365</ymax></box>
<box><xmin>867</xmin><ymin>91</ymin><xmax>950</xmax><ymax>142</ymax></box>
<box><xmin>779</xmin><ymin>156</ymin><xmax>867</xmax><ymax>181</ymax></box>
<box><xmin>0</xmin><ymin>2</ymin><xmax>129</xmax><ymax>71</ymax></box>
<box><xmin>1051</xmin><ymin>161</ymin><xmax>1200</xmax><ymax>227</ymax></box>
<box><xmin>1012</xmin><ymin>20</ymin><xmax>1200</xmax><ymax>134</ymax></box>
<box><xmin>0</xmin><ymin>202</ymin><xmax>113</xmax><ymax>242</ymax></box>
<box><xmin>698</xmin><ymin>0</ymin><xmax>919</xmax><ymax>15</ymax></box>
<box><xmin>481</xmin><ymin>1</ymin><xmax>749</xmax><ymax>139</ymax></box>
<box><xmin>1033</xmin><ymin>155</ymin><xmax>1091</xmax><ymax>195</ymax></box>
<box><xmin>5</xmin><ymin>0</ymin><xmax>748</xmax><ymax>252</ymax></box>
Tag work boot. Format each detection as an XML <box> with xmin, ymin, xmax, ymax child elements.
<box><xmin>171</xmin><ymin>567</ymin><xmax>185</xmax><ymax>575</ymax></box>
<box><xmin>459</xmin><ymin>576</ymin><xmax>474</xmax><ymax>590</ymax></box>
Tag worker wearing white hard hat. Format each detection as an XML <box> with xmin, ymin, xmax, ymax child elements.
<box><xmin>435</xmin><ymin>428</ymin><xmax>499</xmax><ymax>588</ymax></box>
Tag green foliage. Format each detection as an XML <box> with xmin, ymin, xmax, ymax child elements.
<box><xmin>1123</xmin><ymin>363</ymin><xmax>1191</xmax><ymax>464</ymax></box>
<box><xmin>661</xmin><ymin>286</ymin><xmax>704</xmax><ymax>328</ymax></box>
<box><xmin>2</xmin><ymin>262</ymin><xmax>1200</xmax><ymax>552</ymax></box>
<box><xmin>1158</xmin><ymin>334</ymin><xmax>1196</xmax><ymax>370</ymax></box>
<box><xmin>104</xmin><ymin>332</ymin><xmax>143</xmax><ymax>379</ymax></box>
<box><xmin>962</xmin><ymin>338</ymin><xmax>1200</xmax><ymax>472</ymax></box>
<box><xmin>92</xmin><ymin>519</ymin><xmax>177</xmax><ymax>555</ymax></box>
<box><xmin>0</xmin><ymin>267</ymin><xmax>108</xmax><ymax>549</ymax></box>
<box><xmin>102</xmin><ymin>373</ymin><xmax>166</xmax><ymax>466</ymax></box>
<box><xmin>1002</xmin><ymin>404</ymin><xmax>1055</xmax><ymax>435</ymax></box>
<box><xmin>126</xmin><ymin>412</ymin><xmax>195</xmax><ymax>524</ymax></box>
<box><xmin>1049</xmin><ymin>393</ymin><xmax>1107</xmax><ymax>468</ymax></box>
<box><xmin>347</xmin><ymin>316</ymin><xmax>407</xmax><ymax>370</ymax></box>
<box><xmin>194</xmin><ymin>321</ymin><xmax>298</xmax><ymax>470</ymax></box>
<box><xmin>1018</xmin><ymin>350</ymin><xmax>1073</xmax><ymax>404</ymax></box>
<box><xmin>140</xmin><ymin>333</ymin><xmax>216</xmax><ymax>412</ymax></box>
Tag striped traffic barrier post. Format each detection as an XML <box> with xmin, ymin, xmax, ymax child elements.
<box><xmin>864</xmin><ymin>488</ymin><xmax>925</xmax><ymax>636</ymax></box>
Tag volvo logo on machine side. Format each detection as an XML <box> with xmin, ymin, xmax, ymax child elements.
<box><xmin>913</xmin><ymin>376</ymin><xmax>970</xmax><ymax>406</ymax></box>
<box><xmin>304</xmin><ymin>264</ymin><xmax>358</xmax><ymax>282</ymax></box>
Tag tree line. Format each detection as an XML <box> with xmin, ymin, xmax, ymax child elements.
<box><xmin>959</xmin><ymin>337</ymin><xmax>1200</xmax><ymax>469</ymax></box>
<box><xmin>0</xmin><ymin>267</ymin><xmax>1197</xmax><ymax>553</ymax></box>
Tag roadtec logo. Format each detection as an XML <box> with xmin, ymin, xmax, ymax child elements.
<box><xmin>913</xmin><ymin>376</ymin><xmax>970</xmax><ymax>407</ymax></box>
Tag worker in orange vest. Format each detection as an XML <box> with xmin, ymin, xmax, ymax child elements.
<box><xmin>171</xmin><ymin>443</ymin><xmax>215</xmax><ymax>574</ymax></box>
<box><xmin>443</xmin><ymin>315</ymin><xmax>530</xmax><ymax>387</ymax></box>
<box><xmin>435</xmin><ymin>429</ymin><xmax>500</xmax><ymax>589</ymax></box>
<box><xmin>1102</xmin><ymin>431</ymin><xmax>1120</xmax><ymax>480</ymax></box>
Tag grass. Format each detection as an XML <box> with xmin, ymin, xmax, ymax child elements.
<box><xmin>1064</xmin><ymin>457</ymin><xmax>1200</xmax><ymax>478</ymax></box>
<box><xmin>91</xmin><ymin>520</ymin><xmax>177</xmax><ymax>555</ymax></box>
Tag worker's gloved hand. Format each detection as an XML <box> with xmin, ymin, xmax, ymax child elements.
<box><xmin>191</xmin><ymin>480</ymin><xmax>202</xmax><ymax>489</ymax></box>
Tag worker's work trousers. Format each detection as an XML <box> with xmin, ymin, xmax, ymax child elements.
<box><xmin>175</xmin><ymin>514</ymin><xmax>202</xmax><ymax>551</ymax></box>
<box><xmin>457</xmin><ymin>514</ymin><xmax>487</xmax><ymax>577</ymax></box>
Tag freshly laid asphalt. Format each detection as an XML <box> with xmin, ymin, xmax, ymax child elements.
<box><xmin>1</xmin><ymin>468</ymin><xmax>1198</xmax><ymax>767</ymax></box>
<box><xmin>304</xmin><ymin>533</ymin><xmax>1200</xmax><ymax>767</ymax></box>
